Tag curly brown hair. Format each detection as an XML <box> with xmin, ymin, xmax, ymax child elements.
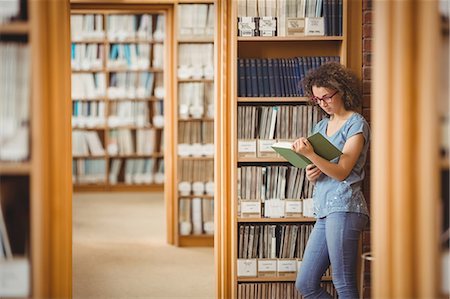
<box><xmin>302</xmin><ymin>62</ymin><xmax>362</xmax><ymax>110</ymax></box>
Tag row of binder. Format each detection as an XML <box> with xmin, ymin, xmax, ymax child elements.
<box><xmin>72</xmin><ymin>158</ymin><xmax>164</xmax><ymax>185</ymax></box>
<box><xmin>238</xmin><ymin>56</ymin><xmax>340</xmax><ymax>97</ymax></box>
<box><xmin>71</xmin><ymin>14</ymin><xmax>165</xmax><ymax>41</ymax></box>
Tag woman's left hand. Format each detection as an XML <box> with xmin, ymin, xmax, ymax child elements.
<box><xmin>292</xmin><ymin>137</ymin><xmax>314</xmax><ymax>158</ymax></box>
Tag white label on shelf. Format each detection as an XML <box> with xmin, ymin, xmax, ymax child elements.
<box><xmin>178</xmin><ymin>181</ymin><xmax>192</xmax><ymax>196</ymax></box>
<box><xmin>237</xmin><ymin>259</ymin><xmax>257</xmax><ymax>277</ymax></box>
<box><xmin>192</xmin><ymin>181</ymin><xmax>205</xmax><ymax>195</ymax></box>
<box><xmin>241</xmin><ymin>201</ymin><xmax>261</xmax><ymax>215</ymax></box>
<box><xmin>258</xmin><ymin>139</ymin><xmax>277</xmax><ymax>153</ymax></box>
<box><xmin>259</xmin><ymin>17</ymin><xmax>277</xmax><ymax>30</ymax></box>
<box><xmin>265</xmin><ymin>198</ymin><xmax>285</xmax><ymax>218</ymax></box>
<box><xmin>277</xmin><ymin>259</ymin><xmax>297</xmax><ymax>273</ymax></box>
<box><xmin>285</xmin><ymin>200</ymin><xmax>303</xmax><ymax>214</ymax></box>
<box><xmin>205</xmin><ymin>181</ymin><xmax>214</xmax><ymax>196</ymax></box>
<box><xmin>238</xmin><ymin>140</ymin><xmax>257</xmax><ymax>153</ymax></box>
<box><xmin>0</xmin><ymin>259</ymin><xmax>30</xmax><ymax>297</ymax></box>
<box><xmin>297</xmin><ymin>260</ymin><xmax>303</xmax><ymax>272</ymax></box>
<box><xmin>178</xmin><ymin>143</ymin><xmax>192</xmax><ymax>157</ymax></box>
<box><xmin>258</xmin><ymin>259</ymin><xmax>277</xmax><ymax>272</ymax></box>
<box><xmin>191</xmin><ymin>143</ymin><xmax>204</xmax><ymax>157</ymax></box>
<box><xmin>305</xmin><ymin>17</ymin><xmax>325</xmax><ymax>36</ymax></box>
<box><xmin>303</xmin><ymin>198</ymin><xmax>315</xmax><ymax>218</ymax></box>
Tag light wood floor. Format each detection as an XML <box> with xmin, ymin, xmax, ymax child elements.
<box><xmin>73</xmin><ymin>192</ymin><xmax>214</xmax><ymax>299</ymax></box>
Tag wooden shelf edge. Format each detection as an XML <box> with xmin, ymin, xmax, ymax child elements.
<box><xmin>178</xmin><ymin>118</ymin><xmax>214</xmax><ymax>122</ymax></box>
<box><xmin>74</xmin><ymin>183</ymin><xmax>164</xmax><ymax>192</ymax></box>
<box><xmin>238</xmin><ymin>157</ymin><xmax>286</xmax><ymax>163</ymax></box>
<box><xmin>178</xmin><ymin>194</ymin><xmax>214</xmax><ymax>199</ymax></box>
<box><xmin>238</xmin><ymin>97</ymin><xmax>309</xmax><ymax>103</ymax></box>
<box><xmin>442</xmin><ymin>157</ymin><xmax>449</xmax><ymax>170</ymax></box>
<box><xmin>0</xmin><ymin>162</ymin><xmax>31</xmax><ymax>175</ymax></box>
<box><xmin>178</xmin><ymin>78</ymin><xmax>214</xmax><ymax>83</ymax></box>
<box><xmin>237</xmin><ymin>276</ymin><xmax>332</xmax><ymax>282</ymax></box>
<box><xmin>177</xmin><ymin>0</ymin><xmax>215</xmax><ymax>4</ymax></box>
<box><xmin>177</xmin><ymin>38</ymin><xmax>214</xmax><ymax>43</ymax></box>
<box><xmin>178</xmin><ymin>156</ymin><xmax>214</xmax><ymax>160</ymax></box>
<box><xmin>237</xmin><ymin>36</ymin><xmax>344</xmax><ymax>42</ymax></box>
<box><xmin>0</xmin><ymin>21</ymin><xmax>29</xmax><ymax>34</ymax></box>
<box><xmin>238</xmin><ymin>217</ymin><xmax>316</xmax><ymax>223</ymax></box>
<box><xmin>179</xmin><ymin>235</ymin><xmax>214</xmax><ymax>247</ymax></box>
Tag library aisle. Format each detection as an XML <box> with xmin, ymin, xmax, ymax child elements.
<box><xmin>73</xmin><ymin>192</ymin><xmax>214</xmax><ymax>299</ymax></box>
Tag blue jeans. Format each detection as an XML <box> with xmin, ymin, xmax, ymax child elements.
<box><xmin>295</xmin><ymin>212</ymin><xmax>368</xmax><ymax>299</ymax></box>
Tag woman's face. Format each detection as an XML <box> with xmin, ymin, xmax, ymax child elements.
<box><xmin>311</xmin><ymin>85</ymin><xmax>343</xmax><ymax>115</ymax></box>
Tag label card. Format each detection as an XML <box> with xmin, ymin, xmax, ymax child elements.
<box><xmin>258</xmin><ymin>259</ymin><xmax>277</xmax><ymax>277</ymax></box>
<box><xmin>237</xmin><ymin>259</ymin><xmax>257</xmax><ymax>277</ymax></box>
<box><xmin>264</xmin><ymin>198</ymin><xmax>285</xmax><ymax>218</ymax></box>
<box><xmin>238</xmin><ymin>140</ymin><xmax>257</xmax><ymax>157</ymax></box>
<box><xmin>305</xmin><ymin>17</ymin><xmax>325</xmax><ymax>36</ymax></box>
<box><xmin>0</xmin><ymin>259</ymin><xmax>30</xmax><ymax>297</ymax></box>
<box><xmin>277</xmin><ymin>259</ymin><xmax>297</xmax><ymax>276</ymax></box>
<box><xmin>258</xmin><ymin>139</ymin><xmax>277</xmax><ymax>157</ymax></box>
<box><xmin>285</xmin><ymin>200</ymin><xmax>303</xmax><ymax>218</ymax></box>
<box><xmin>240</xmin><ymin>200</ymin><xmax>261</xmax><ymax>218</ymax></box>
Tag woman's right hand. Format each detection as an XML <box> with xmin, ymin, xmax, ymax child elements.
<box><xmin>306</xmin><ymin>164</ymin><xmax>322</xmax><ymax>183</ymax></box>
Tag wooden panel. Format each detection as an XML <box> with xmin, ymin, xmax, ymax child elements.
<box><xmin>0</xmin><ymin>163</ymin><xmax>31</xmax><ymax>175</ymax></box>
<box><xmin>216</xmin><ymin>0</ymin><xmax>231</xmax><ymax>297</ymax></box>
<box><xmin>179</xmin><ymin>235</ymin><xmax>214</xmax><ymax>246</ymax></box>
<box><xmin>0</xmin><ymin>21</ymin><xmax>29</xmax><ymax>34</ymax></box>
<box><xmin>30</xmin><ymin>0</ymin><xmax>73</xmax><ymax>297</ymax></box>
<box><xmin>238</xmin><ymin>40</ymin><xmax>342</xmax><ymax>58</ymax></box>
<box><xmin>372</xmin><ymin>1</ymin><xmax>440</xmax><ymax>297</ymax></box>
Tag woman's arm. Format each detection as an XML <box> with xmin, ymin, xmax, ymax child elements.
<box><xmin>293</xmin><ymin>134</ymin><xmax>365</xmax><ymax>181</ymax></box>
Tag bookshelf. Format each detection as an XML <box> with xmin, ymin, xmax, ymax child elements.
<box><xmin>172</xmin><ymin>1</ymin><xmax>216</xmax><ymax>247</ymax></box>
<box><xmin>1</xmin><ymin>0</ymin><xmax>72</xmax><ymax>298</ymax></box>
<box><xmin>215</xmin><ymin>0</ymin><xmax>363</xmax><ymax>297</ymax></box>
<box><xmin>70</xmin><ymin>10</ymin><xmax>168</xmax><ymax>192</ymax></box>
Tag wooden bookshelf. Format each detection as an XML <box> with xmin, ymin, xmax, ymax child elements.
<box><xmin>172</xmin><ymin>1</ymin><xmax>217</xmax><ymax>247</ymax></box>
<box><xmin>70</xmin><ymin>9</ymin><xmax>169</xmax><ymax>191</ymax></box>
<box><xmin>0</xmin><ymin>2</ymin><xmax>72</xmax><ymax>298</ymax></box>
<box><xmin>214</xmin><ymin>0</ymin><xmax>363</xmax><ymax>297</ymax></box>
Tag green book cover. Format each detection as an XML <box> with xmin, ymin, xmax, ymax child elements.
<box><xmin>271</xmin><ymin>132</ymin><xmax>343</xmax><ymax>169</ymax></box>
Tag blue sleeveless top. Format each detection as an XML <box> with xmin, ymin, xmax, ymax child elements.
<box><xmin>312</xmin><ymin>112</ymin><xmax>370</xmax><ymax>218</ymax></box>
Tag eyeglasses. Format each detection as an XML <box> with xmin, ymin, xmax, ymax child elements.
<box><xmin>310</xmin><ymin>90</ymin><xmax>338</xmax><ymax>104</ymax></box>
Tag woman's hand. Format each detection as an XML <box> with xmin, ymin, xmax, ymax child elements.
<box><xmin>292</xmin><ymin>137</ymin><xmax>315</xmax><ymax>158</ymax></box>
<box><xmin>305</xmin><ymin>164</ymin><xmax>322</xmax><ymax>183</ymax></box>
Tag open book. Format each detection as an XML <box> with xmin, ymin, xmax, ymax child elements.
<box><xmin>271</xmin><ymin>132</ymin><xmax>342</xmax><ymax>168</ymax></box>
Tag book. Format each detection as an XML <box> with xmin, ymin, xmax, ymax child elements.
<box><xmin>271</xmin><ymin>132</ymin><xmax>342</xmax><ymax>168</ymax></box>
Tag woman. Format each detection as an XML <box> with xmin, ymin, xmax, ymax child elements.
<box><xmin>294</xmin><ymin>62</ymin><xmax>370</xmax><ymax>299</ymax></box>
